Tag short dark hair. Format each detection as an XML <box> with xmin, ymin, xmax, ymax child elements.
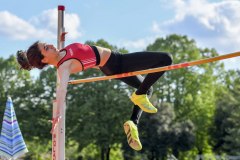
<box><xmin>16</xmin><ymin>41</ymin><xmax>48</xmax><ymax>70</ymax></box>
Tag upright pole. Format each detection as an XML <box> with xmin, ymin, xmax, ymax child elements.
<box><xmin>52</xmin><ymin>5</ymin><xmax>66</xmax><ymax>160</ymax></box>
<box><xmin>57</xmin><ymin>5</ymin><xmax>66</xmax><ymax>49</ymax></box>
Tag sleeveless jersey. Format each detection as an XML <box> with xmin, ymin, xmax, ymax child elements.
<box><xmin>57</xmin><ymin>43</ymin><xmax>97</xmax><ymax>70</ymax></box>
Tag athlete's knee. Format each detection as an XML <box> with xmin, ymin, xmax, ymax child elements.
<box><xmin>147</xmin><ymin>87</ymin><xmax>153</xmax><ymax>97</ymax></box>
<box><xmin>156</xmin><ymin>52</ymin><xmax>173</xmax><ymax>66</ymax></box>
<box><xmin>164</xmin><ymin>52</ymin><xmax>173</xmax><ymax>65</ymax></box>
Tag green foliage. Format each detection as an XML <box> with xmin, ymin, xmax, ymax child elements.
<box><xmin>139</xmin><ymin>103</ymin><xmax>195</xmax><ymax>159</ymax></box>
<box><xmin>85</xmin><ymin>39</ymin><xmax>128</xmax><ymax>53</ymax></box>
<box><xmin>211</xmin><ymin>70</ymin><xmax>240</xmax><ymax>155</ymax></box>
<box><xmin>78</xmin><ymin>143</ymin><xmax>124</xmax><ymax>160</ymax></box>
<box><xmin>148</xmin><ymin>35</ymin><xmax>222</xmax><ymax>155</ymax></box>
<box><xmin>79</xmin><ymin>143</ymin><xmax>100</xmax><ymax>159</ymax></box>
<box><xmin>0</xmin><ymin>35</ymin><xmax>239</xmax><ymax>159</ymax></box>
<box><xmin>24</xmin><ymin>139</ymin><xmax>51</xmax><ymax>160</ymax></box>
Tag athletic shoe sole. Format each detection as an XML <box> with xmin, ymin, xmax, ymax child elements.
<box><xmin>123</xmin><ymin>121</ymin><xmax>142</xmax><ymax>151</ymax></box>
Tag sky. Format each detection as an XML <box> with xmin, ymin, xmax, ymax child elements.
<box><xmin>0</xmin><ymin>0</ymin><xmax>239</xmax><ymax>77</ymax></box>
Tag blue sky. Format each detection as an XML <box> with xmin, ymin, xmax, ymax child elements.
<box><xmin>0</xmin><ymin>0</ymin><xmax>239</xmax><ymax>76</ymax></box>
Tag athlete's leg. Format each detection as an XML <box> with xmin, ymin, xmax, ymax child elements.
<box><xmin>118</xmin><ymin>75</ymin><xmax>153</xmax><ymax>125</ymax></box>
<box><xmin>100</xmin><ymin>51</ymin><xmax>172</xmax><ymax>115</ymax></box>
<box><xmin>120</xmin><ymin>51</ymin><xmax>172</xmax><ymax>94</ymax></box>
<box><xmin>99</xmin><ymin>53</ymin><xmax>151</xmax><ymax>151</ymax></box>
<box><xmin>119</xmin><ymin>76</ymin><xmax>153</xmax><ymax>151</ymax></box>
<box><xmin>99</xmin><ymin>54</ymin><xmax>150</xmax><ymax>125</ymax></box>
<box><xmin>99</xmin><ymin>51</ymin><xmax>172</xmax><ymax>151</ymax></box>
<box><xmin>119</xmin><ymin>51</ymin><xmax>172</xmax><ymax>113</ymax></box>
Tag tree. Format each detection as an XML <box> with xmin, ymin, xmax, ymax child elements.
<box><xmin>147</xmin><ymin>34</ymin><xmax>222</xmax><ymax>155</ymax></box>
<box><xmin>0</xmin><ymin>55</ymin><xmax>53</xmax><ymax>159</ymax></box>
<box><xmin>171</xmin><ymin>120</ymin><xmax>195</xmax><ymax>157</ymax></box>
<box><xmin>211</xmin><ymin>70</ymin><xmax>240</xmax><ymax>155</ymax></box>
<box><xmin>140</xmin><ymin>103</ymin><xmax>176</xmax><ymax>160</ymax></box>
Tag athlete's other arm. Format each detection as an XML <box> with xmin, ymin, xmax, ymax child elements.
<box><xmin>51</xmin><ymin>62</ymin><xmax>70</xmax><ymax>133</ymax></box>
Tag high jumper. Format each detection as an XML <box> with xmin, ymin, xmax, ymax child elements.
<box><xmin>16</xmin><ymin>40</ymin><xmax>173</xmax><ymax>151</ymax></box>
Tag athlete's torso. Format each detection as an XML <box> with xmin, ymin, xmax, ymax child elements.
<box><xmin>57</xmin><ymin>43</ymin><xmax>111</xmax><ymax>73</ymax></box>
<box><xmin>57</xmin><ymin>43</ymin><xmax>97</xmax><ymax>70</ymax></box>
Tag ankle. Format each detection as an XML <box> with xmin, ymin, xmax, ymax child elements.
<box><xmin>135</xmin><ymin>91</ymin><xmax>147</xmax><ymax>95</ymax></box>
<box><xmin>131</xmin><ymin>120</ymin><xmax>138</xmax><ymax>126</ymax></box>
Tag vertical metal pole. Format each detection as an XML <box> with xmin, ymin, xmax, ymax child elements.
<box><xmin>52</xmin><ymin>5</ymin><xmax>66</xmax><ymax>160</ymax></box>
<box><xmin>57</xmin><ymin>5</ymin><xmax>66</xmax><ymax>49</ymax></box>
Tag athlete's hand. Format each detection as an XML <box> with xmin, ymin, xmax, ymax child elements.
<box><xmin>50</xmin><ymin>115</ymin><xmax>62</xmax><ymax>134</ymax></box>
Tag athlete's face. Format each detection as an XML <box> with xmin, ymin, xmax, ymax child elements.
<box><xmin>38</xmin><ymin>42</ymin><xmax>59</xmax><ymax>64</ymax></box>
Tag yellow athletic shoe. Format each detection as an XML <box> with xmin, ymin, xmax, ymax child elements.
<box><xmin>130</xmin><ymin>92</ymin><xmax>157</xmax><ymax>113</ymax></box>
<box><xmin>123</xmin><ymin>120</ymin><xmax>142</xmax><ymax>151</ymax></box>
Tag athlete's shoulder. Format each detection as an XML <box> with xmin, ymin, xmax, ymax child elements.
<box><xmin>65</xmin><ymin>42</ymin><xmax>85</xmax><ymax>47</ymax></box>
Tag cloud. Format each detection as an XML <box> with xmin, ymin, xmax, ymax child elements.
<box><xmin>118</xmin><ymin>37</ymin><xmax>157</xmax><ymax>51</ymax></box>
<box><xmin>30</xmin><ymin>8</ymin><xmax>82</xmax><ymax>40</ymax></box>
<box><xmin>0</xmin><ymin>11</ymin><xmax>53</xmax><ymax>40</ymax></box>
<box><xmin>0</xmin><ymin>8</ymin><xmax>82</xmax><ymax>41</ymax></box>
<box><xmin>151</xmin><ymin>0</ymin><xmax>240</xmax><ymax>54</ymax></box>
<box><xmin>64</xmin><ymin>13</ymin><xmax>82</xmax><ymax>39</ymax></box>
<box><xmin>120</xmin><ymin>0</ymin><xmax>239</xmax><ymax>69</ymax></box>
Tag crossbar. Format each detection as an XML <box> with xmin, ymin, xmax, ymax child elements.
<box><xmin>69</xmin><ymin>51</ymin><xmax>240</xmax><ymax>84</ymax></box>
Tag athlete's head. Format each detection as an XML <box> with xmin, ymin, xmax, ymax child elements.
<box><xmin>17</xmin><ymin>41</ymin><xmax>58</xmax><ymax>70</ymax></box>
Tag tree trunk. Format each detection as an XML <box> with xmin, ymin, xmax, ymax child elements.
<box><xmin>106</xmin><ymin>147</ymin><xmax>111</xmax><ymax>160</ymax></box>
<box><xmin>101</xmin><ymin>146</ymin><xmax>111</xmax><ymax>160</ymax></box>
<box><xmin>151</xmin><ymin>150</ymin><xmax>154</xmax><ymax>160</ymax></box>
<box><xmin>172</xmin><ymin>148</ymin><xmax>179</xmax><ymax>158</ymax></box>
<box><xmin>101</xmin><ymin>147</ymin><xmax>105</xmax><ymax>160</ymax></box>
<box><xmin>198</xmin><ymin>149</ymin><xmax>203</xmax><ymax>160</ymax></box>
